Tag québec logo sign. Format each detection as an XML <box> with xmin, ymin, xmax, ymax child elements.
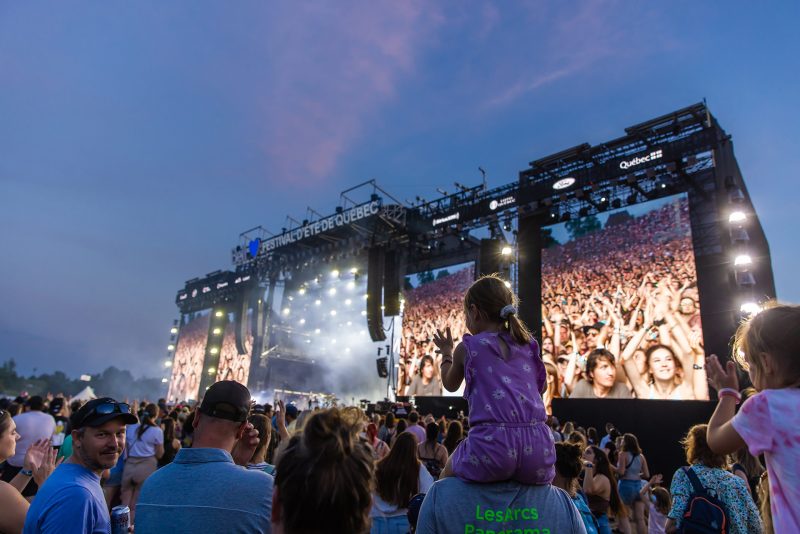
<box><xmin>619</xmin><ymin>149</ymin><xmax>663</xmax><ymax>170</ymax></box>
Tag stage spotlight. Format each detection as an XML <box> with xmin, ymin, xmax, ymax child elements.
<box><xmin>167</xmin><ymin>344</ymin><xmax>175</xmax><ymax>351</ymax></box>
<box><xmin>170</xmin><ymin>327</ymin><xmax>178</xmax><ymax>335</ymax></box>
<box><xmin>209</xmin><ymin>347</ymin><xmax>219</xmax><ymax>355</ymax></box>
<box><xmin>164</xmin><ymin>360</ymin><xmax>173</xmax><ymax>367</ymax></box>
<box><xmin>207</xmin><ymin>367</ymin><xmax>216</xmax><ymax>375</ymax></box>
<box><xmin>350</xmin><ymin>267</ymin><xmax>358</xmax><ymax>274</ymax></box>
<box><xmin>282</xmin><ymin>308</ymin><xmax>290</xmax><ymax>315</ymax></box>
<box><xmin>347</xmin><ymin>281</ymin><xmax>356</xmax><ymax>289</ymax></box>
<box><xmin>729</xmin><ymin>211</ymin><xmax>747</xmax><ymax>223</ymax></box>
<box><xmin>161</xmin><ymin>378</ymin><xmax>169</xmax><ymax>383</ymax></box>
<box><xmin>298</xmin><ymin>288</ymin><xmax>306</xmax><ymax>295</ymax></box>
<box><xmin>361</xmin><ymin>310</ymin><xmax>367</xmax><ymax>316</ymax></box>
<box><xmin>331</xmin><ymin>269</ymin><xmax>340</xmax><ymax>278</ymax></box>
<box><xmin>345</xmin><ymin>299</ymin><xmax>352</xmax><ymax>305</ymax></box>
<box><xmin>315</xmin><ymin>300</ymin><xmax>321</xmax><ymax>306</ymax></box>
<box><xmin>213</xmin><ymin>328</ymin><xmax>222</xmax><ymax>335</ymax></box>
<box><xmin>330</xmin><ymin>310</ymin><xmax>337</xmax><ymax>316</ymax></box>
<box><xmin>734</xmin><ymin>254</ymin><xmax>752</xmax><ymax>266</ymax></box>
<box><xmin>501</xmin><ymin>246</ymin><xmax>513</xmax><ymax>256</ymax></box>
<box><xmin>314</xmin><ymin>328</ymin><xmax>321</xmax><ymax>334</ymax></box>
<box><xmin>215</xmin><ymin>310</ymin><xmax>224</xmax><ymax>318</ymax></box>
<box><xmin>299</xmin><ymin>318</ymin><xmax>306</xmax><ymax>325</ymax></box>
<box><xmin>329</xmin><ymin>288</ymin><xmax>337</xmax><ymax>296</ymax></box>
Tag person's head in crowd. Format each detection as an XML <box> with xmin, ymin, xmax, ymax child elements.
<box><xmin>583</xmin><ymin>445</ymin><xmax>626</xmax><ymax>519</ymax></box>
<box><xmin>396</xmin><ymin>419</ymin><xmax>407</xmax><ymax>436</ymax></box>
<box><xmin>645</xmin><ymin>344</ymin><xmax>684</xmax><ymax>386</ymax></box>
<box><xmin>621</xmin><ymin>433</ymin><xmax>642</xmax><ymax>455</ymax></box>
<box><xmin>339</xmin><ymin>406</ymin><xmax>367</xmax><ymax>432</ymax></box>
<box><xmin>49</xmin><ymin>397</ymin><xmax>65</xmax><ymax>417</ymax></box>
<box><xmin>273</xmin><ymin>408</ymin><xmax>373</xmax><ymax>534</ymax></box>
<box><xmin>681</xmin><ymin>424</ymin><xmax>726</xmax><ymax>468</ymax></box>
<box><xmin>408</xmin><ymin>411</ymin><xmax>420</xmax><ymax>426</ymax></box>
<box><xmin>375</xmin><ymin>432</ymin><xmax>421</xmax><ymax>509</ymax></box>
<box><xmin>69</xmin><ymin>397</ymin><xmax>137</xmax><ymax>472</ymax></box>
<box><xmin>443</xmin><ymin>420</ymin><xmax>463</xmax><ymax>455</ymax></box>
<box><xmin>424</xmin><ymin>422</ymin><xmax>439</xmax><ymax>445</ymax></box>
<box><xmin>556</xmin><ymin>354</ymin><xmax>569</xmax><ymax>377</ymax></box>
<box><xmin>553</xmin><ymin>441</ymin><xmax>583</xmax><ymax>495</ymax></box>
<box><xmin>365</xmin><ymin>422</ymin><xmax>379</xmax><ymax>446</ymax></box>
<box><xmin>7</xmin><ymin>402</ymin><xmax>22</xmax><ymax>417</ymax></box>
<box><xmin>733</xmin><ymin>302</ymin><xmax>800</xmax><ymax>390</ymax></box>
<box><xmin>652</xmin><ymin>486</ymin><xmax>671</xmax><ymax>516</ymax></box>
<box><xmin>463</xmin><ymin>274</ymin><xmax>532</xmax><ymax>345</ymax></box>
<box><xmin>587</xmin><ymin>427</ymin><xmax>598</xmax><ymax>445</ymax></box>
<box><xmin>543</xmin><ymin>361</ymin><xmax>560</xmax><ymax>399</ymax></box>
<box><xmin>70</xmin><ymin>399</ymin><xmax>83</xmax><ymax>414</ymax></box>
<box><xmin>679</xmin><ymin>296</ymin><xmax>697</xmax><ymax>316</ymax></box>
<box><xmin>419</xmin><ymin>355</ymin><xmax>438</xmax><ymax>383</ymax></box>
<box><xmin>604</xmin><ymin>423</ymin><xmax>615</xmax><ymax>435</ymax></box>
<box><xmin>26</xmin><ymin>395</ymin><xmax>45</xmax><ymax>412</ymax></box>
<box><xmin>588</xmin><ymin>310</ymin><xmax>599</xmax><ymax>324</ymax></box>
<box><xmin>583</xmin><ymin>323</ymin><xmax>602</xmax><ymax>345</ymax></box>
<box><xmin>563</xmin><ymin>421</ymin><xmax>574</xmax><ymax>436</ymax></box>
<box><xmin>542</xmin><ymin>336</ymin><xmax>554</xmax><ymax>355</ymax></box>
<box><xmin>284</xmin><ymin>403</ymin><xmax>299</xmax><ymax>424</ymax></box>
<box><xmin>603</xmin><ymin>441</ymin><xmax>618</xmax><ymax>466</ymax></box>
<box><xmin>248</xmin><ymin>413</ymin><xmax>272</xmax><ymax>464</ymax></box>
<box><xmin>585</xmin><ymin>349</ymin><xmax>617</xmax><ymax>387</ymax></box>
<box><xmin>567</xmin><ymin>431</ymin><xmax>587</xmax><ymax>451</ymax></box>
<box><xmin>262</xmin><ymin>403</ymin><xmax>273</xmax><ymax>418</ymax></box>
<box><xmin>384</xmin><ymin>412</ymin><xmax>395</xmax><ymax>429</ymax></box>
<box><xmin>633</xmin><ymin>348</ymin><xmax>648</xmax><ymax>377</ymax></box>
<box><xmin>0</xmin><ymin>409</ymin><xmax>21</xmax><ymax>462</ymax></box>
<box><xmin>193</xmin><ymin>381</ymin><xmax>253</xmax><ymax>451</ymax></box>
<box><xmin>138</xmin><ymin>403</ymin><xmax>159</xmax><ymax>437</ymax></box>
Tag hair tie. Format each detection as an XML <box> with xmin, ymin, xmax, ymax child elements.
<box><xmin>500</xmin><ymin>305</ymin><xmax>517</xmax><ymax>320</ymax></box>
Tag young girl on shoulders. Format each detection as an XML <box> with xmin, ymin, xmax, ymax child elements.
<box><xmin>433</xmin><ymin>274</ymin><xmax>555</xmax><ymax>484</ymax></box>
<box><xmin>705</xmin><ymin>303</ymin><xmax>800</xmax><ymax>534</ymax></box>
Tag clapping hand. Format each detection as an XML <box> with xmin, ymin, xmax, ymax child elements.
<box><xmin>706</xmin><ymin>354</ymin><xmax>739</xmax><ymax>392</ymax></box>
<box><xmin>24</xmin><ymin>439</ymin><xmax>63</xmax><ymax>486</ymax></box>
<box><xmin>649</xmin><ymin>474</ymin><xmax>663</xmax><ymax>486</ymax></box>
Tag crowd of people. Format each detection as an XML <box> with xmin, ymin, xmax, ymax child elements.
<box><xmin>540</xmin><ymin>197</ymin><xmax>709</xmax><ymax>404</ymax></box>
<box><xmin>398</xmin><ymin>266</ymin><xmax>473</xmax><ymax>397</ymax></box>
<box><xmin>166</xmin><ymin>314</ymin><xmax>210</xmax><ymax>403</ymax></box>
<box><xmin>0</xmin><ymin>286</ymin><xmax>797</xmax><ymax>533</ymax></box>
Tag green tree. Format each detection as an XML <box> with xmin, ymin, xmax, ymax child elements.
<box><xmin>416</xmin><ymin>270</ymin><xmax>434</xmax><ymax>285</ymax></box>
<box><xmin>565</xmin><ymin>215</ymin><xmax>601</xmax><ymax>240</ymax></box>
<box><xmin>435</xmin><ymin>269</ymin><xmax>450</xmax><ymax>280</ymax></box>
<box><xmin>541</xmin><ymin>228</ymin><xmax>560</xmax><ymax>248</ymax></box>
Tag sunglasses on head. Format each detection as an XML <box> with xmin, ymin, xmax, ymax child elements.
<box><xmin>76</xmin><ymin>401</ymin><xmax>131</xmax><ymax>427</ymax></box>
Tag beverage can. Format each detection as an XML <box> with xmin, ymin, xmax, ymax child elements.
<box><xmin>110</xmin><ymin>505</ymin><xmax>130</xmax><ymax>534</ymax></box>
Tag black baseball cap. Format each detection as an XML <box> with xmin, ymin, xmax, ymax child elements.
<box><xmin>199</xmin><ymin>381</ymin><xmax>252</xmax><ymax>423</ymax></box>
<box><xmin>70</xmin><ymin>398</ymin><xmax>137</xmax><ymax>430</ymax></box>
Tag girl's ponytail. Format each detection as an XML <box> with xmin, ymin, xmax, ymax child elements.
<box><xmin>507</xmin><ymin>313</ymin><xmax>533</xmax><ymax>346</ymax></box>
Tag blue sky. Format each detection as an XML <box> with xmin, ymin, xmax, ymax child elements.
<box><xmin>1</xmin><ymin>2</ymin><xmax>798</xmax><ymax>378</ymax></box>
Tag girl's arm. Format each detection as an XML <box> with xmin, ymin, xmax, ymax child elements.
<box><xmin>705</xmin><ymin>355</ymin><xmax>746</xmax><ymax>455</ymax></box>
<box><xmin>434</xmin><ymin>325</ymin><xmax>467</xmax><ymax>393</ymax></box>
<box><xmin>616</xmin><ymin>451</ymin><xmax>627</xmax><ymax>476</ymax></box>
<box><xmin>639</xmin><ymin>474</ymin><xmax>663</xmax><ymax>497</ymax></box>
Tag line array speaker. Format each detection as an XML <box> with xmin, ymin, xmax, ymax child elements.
<box><xmin>383</xmin><ymin>249</ymin><xmax>400</xmax><ymax>316</ymax></box>
<box><xmin>367</xmin><ymin>246</ymin><xmax>386</xmax><ymax>341</ymax></box>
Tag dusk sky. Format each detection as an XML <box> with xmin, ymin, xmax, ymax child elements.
<box><xmin>2</xmin><ymin>2</ymin><xmax>798</xmax><ymax>379</ymax></box>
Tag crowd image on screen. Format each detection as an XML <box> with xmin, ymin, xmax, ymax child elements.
<box><xmin>398</xmin><ymin>264</ymin><xmax>473</xmax><ymax>397</ymax></box>
<box><xmin>216</xmin><ymin>320</ymin><xmax>253</xmax><ymax>385</ymax></box>
<box><xmin>166</xmin><ymin>313</ymin><xmax>211</xmax><ymax>403</ymax></box>
<box><xmin>540</xmin><ymin>195</ymin><xmax>709</xmax><ymax>402</ymax></box>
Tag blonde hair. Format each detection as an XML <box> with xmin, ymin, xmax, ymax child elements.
<box><xmin>464</xmin><ymin>274</ymin><xmax>532</xmax><ymax>345</ymax></box>
<box><xmin>733</xmin><ymin>302</ymin><xmax>800</xmax><ymax>388</ymax></box>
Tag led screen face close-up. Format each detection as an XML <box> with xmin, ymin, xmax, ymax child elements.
<box><xmin>399</xmin><ymin>262</ymin><xmax>474</xmax><ymax>397</ymax></box>
<box><xmin>540</xmin><ymin>193</ymin><xmax>708</xmax><ymax>403</ymax></box>
<box><xmin>167</xmin><ymin>311</ymin><xmax>211</xmax><ymax>402</ymax></box>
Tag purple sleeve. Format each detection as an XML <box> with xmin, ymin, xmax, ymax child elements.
<box><xmin>531</xmin><ymin>339</ymin><xmax>546</xmax><ymax>394</ymax></box>
<box><xmin>731</xmin><ymin>391</ymin><xmax>774</xmax><ymax>456</ymax></box>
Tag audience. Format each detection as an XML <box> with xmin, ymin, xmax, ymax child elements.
<box><xmin>1</xmin><ymin>396</ymin><xmax>56</xmax><ymax>499</ymax></box>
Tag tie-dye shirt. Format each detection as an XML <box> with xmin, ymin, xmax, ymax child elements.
<box><xmin>732</xmin><ymin>388</ymin><xmax>800</xmax><ymax>534</ymax></box>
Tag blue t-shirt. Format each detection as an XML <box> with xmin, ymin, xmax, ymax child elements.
<box><xmin>24</xmin><ymin>463</ymin><xmax>109</xmax><ymax>534</ymax></box>
<box><xmin>135</xmin><ymin>447</ymin><xmax>273</xmax><ymax>533</ymax></box>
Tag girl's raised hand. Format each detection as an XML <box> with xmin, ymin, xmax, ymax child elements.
<box><xmin>706</xmin><ymin>354</ymin><xmax>739</xmax><ymax>392</ymax></box>
<box><xmin>432</xmin><ymin>327</ymin><xmax>454</xmax><ymax>356</ymax></box>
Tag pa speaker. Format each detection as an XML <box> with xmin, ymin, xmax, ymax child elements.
<box><xmin>383</xmin><ymin>249</ymin><xmax>401</xmax><ymax>316</ymax></box>
<box><xmin>367</xmin><ymin>246</ymin><xmax>386</xmax><ymax>341</ymax></box>
<box><xmin>376</xmin><ymin>357</ymin><xmax>389</xmax><ymax>378</ymax></box>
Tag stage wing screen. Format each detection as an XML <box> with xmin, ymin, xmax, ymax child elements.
<box><xmin>167</xmin><ymin>311</ymin><xmax>211</xmax><ymax>402</ymax></box>
<box><xmin>216</xmin><ymin>310</ymin><xmax>254</xmax><ymax>386</ymax></box>
<box><xmin>400</xmin><ymin>261</ymin><xmax>474</xmax><ymax>397</ymax></box>
<box><xmin>540</xmin><ymin>193</ymin><xmax>708</xmax><ymax>406</ymax></box>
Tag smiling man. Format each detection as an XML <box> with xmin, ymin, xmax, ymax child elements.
<box><xmin>24</xmin><ymin>397</ymin><xmax>137</xmax><ymax>534</ymax></box>
<box><xmin>570</xmin><ymin>349</ymin><xmax>632</xmax><ymax>399</ymax></box>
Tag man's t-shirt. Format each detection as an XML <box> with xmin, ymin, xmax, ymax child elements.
<box><xmin>732</xmin><ymin>388</ymin><xmax>800</xmax><ymax>534</ymax></box>
<box><xmin>9</xmin><ymin>411</ymin><xmax>56</xmax><ymax>466</ymax></box>
<box><xmin>136</xmin><ymin>447</ymin><xmax>272</xmax><ymax>533</ymax></box>
<box><xmin>24</xmin><ymin>463</ymin><xmax>110</xmax><ymax>534</ymax></box>
<box><xmin>570</xmin><ymin>380</ymin><xmax>632</xmax><ymax>399</ymax></box>
<box><xmin>416</xmin><ymin>477</ymin><xmax>588</xmax><ymax>534</ymax></box>
<box><xmin>405</xmin><ymin>423</ymin><xmax>427</xmax><ymax>444</ymax></box>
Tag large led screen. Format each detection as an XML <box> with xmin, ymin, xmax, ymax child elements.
<box><xmin>167</xmin><ymin>311</ymin><xmax>211</xmax><ymax>402</ymax></box>
<box><xmin>399</xmin><ymin>262</ymin><xmax>474</xmax><ymax>397</ymax></box>
<box><xmin>540</xmin><ymin>193</ymin><xmax>708</xmax><ymax>404</ymax></box>
<box><xmin>216</xmin><ymin>311</ymin><xmax>254</xmax><ymax>386</ymax></box>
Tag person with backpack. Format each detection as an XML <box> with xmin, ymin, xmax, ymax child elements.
<box><xmin>665</xmin><ymin>424</ymin><xmax>761</xmax><ymax>533</ymax></box>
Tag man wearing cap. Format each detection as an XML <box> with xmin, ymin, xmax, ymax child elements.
<box><xmin>24</xmin><ymin>397</ymin><xmax>137</xmax><ymax>533</ymax></box>
<box><xmin>135</xmin><ymin>381</ymin><xmax>271</xmax><ymax>533</ymax></box>
<box><xmin>1</xmin><ymin>396</ymin><xmax>56</xmax><ymax>498</ymax></box>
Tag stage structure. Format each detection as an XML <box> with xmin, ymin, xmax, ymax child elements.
<box><xmin>165</xmin><ymin>102</ymin><xmax>774</xmax><ymax>405</ymax></box>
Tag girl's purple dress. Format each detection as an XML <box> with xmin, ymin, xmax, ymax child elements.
<box><xmin>450</xmin><ymin>331</ymin><xmax>555</xmax><ymax>484</ymax></box>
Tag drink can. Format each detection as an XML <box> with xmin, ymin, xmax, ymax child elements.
<box><xmin>110</xmin><ymin>505</ymin><xmax>130</xmax><ymax>534</ymax></box>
